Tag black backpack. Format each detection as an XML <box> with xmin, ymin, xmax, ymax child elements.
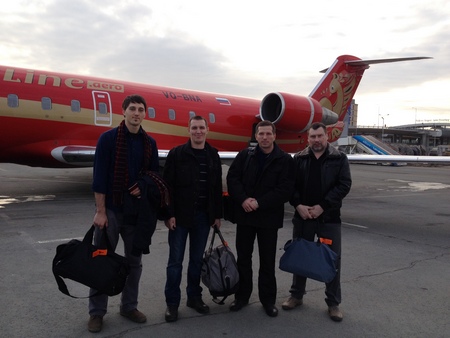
<box><xmin>201</xmin><ymin>225</ymin><xmax>239</xmax><ymax>304</ymax></box>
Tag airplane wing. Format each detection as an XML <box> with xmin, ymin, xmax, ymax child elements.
<box><xmin>346</xmin><ymin>154</ymin><xmax>450</xmax><ymax>164</ymax></box>
<box><xmin>51</xmin><ymin>146</ymin><xmax>450</xmax><ymax>167</ymax></box>
<box><xmin>218</xmin><ymin>152</ymin><xmax>450</xmax><ymax>164</ymax></box>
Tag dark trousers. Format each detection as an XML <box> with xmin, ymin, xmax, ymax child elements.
<box><xmin>235</xmin><ymin>224</ymin><xmax>279</xmax><ymax>306</ymax></box>
<box><xmin>289</xmin><ymin>218</ymin><xmax>342</xmax><ymax>306</ymax></box>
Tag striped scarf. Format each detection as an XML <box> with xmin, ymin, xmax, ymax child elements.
<box><xmin>113</xmin><ymin>120</ymin><xmax>152</xmax><ymax>206</ymax></box>
<box><xmin>141</xmin><ymin>170</ymin><xmax>171</xmax><ymax>209</ymax></box>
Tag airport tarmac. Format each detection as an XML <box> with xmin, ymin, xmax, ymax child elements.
<box><xmin>1</xmin><ymin>163</ymin><xmax>449</xmax><ymax>338</ymax></box>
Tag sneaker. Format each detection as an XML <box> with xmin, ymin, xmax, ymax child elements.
<box><xmin>328</xmin><ymin>305</ymin><xmax>343</xmax><ymax>322</ymax></box>
<box><xmin>282</xmin><ymin>296</ymin><xmax>303</xmax><ymax>310</ymax></box>
<box><xmin>186</xmin><ymin>298</ymin><xmax>210</xmax><ymax>314</ymax></box>
<box><xmin>120</xmin><ymin>309</ymin><xmax>147</xmax><ymax>323</ymax></box>
<box><xmin>88</xmin><ymin>315</ymin><xmax>103</xmax><ymax>333</ymax></box>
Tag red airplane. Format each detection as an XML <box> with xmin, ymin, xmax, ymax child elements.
<box><xmin>0</xmin><ymin>55</ymin><xmax>436</xmax><ymax>168</ymax></box>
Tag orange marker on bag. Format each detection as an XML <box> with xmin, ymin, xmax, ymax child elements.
<box><xmin>319</xmin><ymin>238</ymin><xmax>333</xmax><ymax>245</ymax></box>
<box><xmin>92</xmin><ymin>249</ymin><xmax>108</xmax><ymax>257</ymax></box>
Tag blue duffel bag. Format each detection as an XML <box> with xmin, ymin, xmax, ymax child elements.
<box><xmin>279</xmin><ymin>238</ymin><xmax>337</xmax><ymax>283</ymax></box>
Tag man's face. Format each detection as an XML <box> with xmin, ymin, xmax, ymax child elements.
<box><xmin>255</xmin><ymin>125</ymin><xmax>276</xmax><ymax>153</ymax></box>
<box><xmin>189</xmin><ymin>119</ymin><xmax>208</xmax><ymax>145</ymax></box>
<box><xmin>308</xmin><ymin>127</ymin><xmax>328</xmax><ymax>153</ymax></box>
<box><xmin>123</xmin><ymin>102</ymin><xmax>145</xmax><ymax>128</ymax></box>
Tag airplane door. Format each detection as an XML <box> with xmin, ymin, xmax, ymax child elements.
<box><xmin>92</xmin><ymin>91</ymin><xmax>112</xmax><ymax>126</ymax></box>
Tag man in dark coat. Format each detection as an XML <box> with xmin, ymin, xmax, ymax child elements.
<box><xmin>281</xmin><ymin>122</ymin><xmax>352</xmax><ymax>322</ymax></box>
<box><xmin>226</xmin><ymin>120</ymin><xmax>295</xmax><ymax>317</ymax></box>
<box><xmin>163</xmin><ymin>116</ymin><xmax>223</xmax><ymax>322</ymax></box>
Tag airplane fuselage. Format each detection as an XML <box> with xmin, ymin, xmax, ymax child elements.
<box><xmin>1</xmin><ymin>65</ymin><xmax>327</xmax><ymax>167</ymax></box>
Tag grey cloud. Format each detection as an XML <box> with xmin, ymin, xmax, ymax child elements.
<box><xmin>0</xmin><ymin>0</ymin><xmax>275</xmax><ymax>97</ymax></box>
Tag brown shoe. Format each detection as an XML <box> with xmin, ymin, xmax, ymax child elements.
<box><xmin>282</xmin><ymin>296</ymin><xmax>303</xmax><ymax>310</ymax></box>
<box><xmin>88</xmin><ymin>315</ymin><xmax>103</xmax><ymax>333</ymax></box>
<box><xmin>120</xmin><ymin>309</ymin><xmax>147</xmax><ymax>323</ymax></box>
<box><xmin>328</xmin><ymin>306</ymin><xmax>343</xmax><ymax>322</ymax></box>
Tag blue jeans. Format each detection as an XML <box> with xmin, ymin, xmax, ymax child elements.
<box><xmin>165</xmin><ymin>211</ymin><xmax>210</xmax><ymax>306</ymax></box>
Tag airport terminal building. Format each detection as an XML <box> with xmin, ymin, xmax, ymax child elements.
<box><xmin>341</xmin><ymin>100</ymin><xmax>450</xmax><ymax>156</ymax></box>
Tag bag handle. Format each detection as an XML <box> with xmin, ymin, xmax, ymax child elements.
<box><xmin>213</xmin><ymin>224</ymin><xmax>230</xmax><ymax>248</ymax></box>
<box><xmin>83</xmin><ymin>224</ymin><xmax>114</xmax><ymax>251</ymax></box>
<box><xmin>206</xmin><ymin>225</ymin><xmax>230</xmax><ymax>253</ymax></box>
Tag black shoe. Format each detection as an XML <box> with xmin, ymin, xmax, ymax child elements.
<box><xmin>165</xmin><ymin>306</ymin><xmax>178</xmax><ymax>322</ymax></box>
<box><xmin>263</xmin><ymin>304</ymin><xmax>278</xmax><ymax>317</ymax></box>
<box><xmin>186</xmin><ymin>298</ymin><xmax>210</xmax><ymax>314</ymax></box>
<box><xmin>229</xmin><ymin>299</ymin><xmax>248</xmax><ymax>312</ymax></box>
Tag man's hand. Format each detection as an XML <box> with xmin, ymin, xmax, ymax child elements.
<box><xmin>308</xmin><ymin>204</ymin><xmax>324</xmax><ymax>219</ymax></box>
<box><xmin>242</xmin><ymin>198</ymin><xmax>259</xmax><ymax>212</ymax></box>
<box><xmin>212</xmin><ymin>218</ymin><xmax>221</xmax><ymax>229</ymax></box>
<box><xmin>93</xmin><ymin>211</ymin><xmax>108</xmax><ymax>229</ymax></box>
<box><xmin>165</xmin><ymin>217</ymin><xmax>176</xmax><ymax>230</ymax></box>
<box><xmin>296</xmin><ymin>204</ymin><xmax>313</xmax><ymax>220</ymax></box>
<box><xmin>296</xmin><ymin>204</ymin><xmax>324</xmax><ymax>220</ymax></box>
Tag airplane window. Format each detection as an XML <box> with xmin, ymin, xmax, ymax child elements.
<box><xmin>209</xmin><ymin>112</ymin><xmax>216</xmax><ymax>124</ymax></box>
<box><xmin>41</xmin><ymin>97</ymin><xmax>52</xmax><ymax>110</ymax></box>
<box><xmin>169</xmin><ymin>109</ymin><xmax>176</xmax><ymax>120</ymax></box>
<box><xmin>99</xmin><ymin>102</ymin><xmax>108</xmax><ymax>114</ymax></box>
<box><xmin>148</xmin><ymin>107</ymin><xmax>156</xmax><ymax>119</ymax></box>
<box><xmin>189</xmin><ymin>111</ymin><xmax>196</xmax><ymax>118</ymax></box>
<box><xmin>7</xmin><ymin>94</ymin><xmax>19</xmax><ymax>108</ymax></box>
<box><xmin>71</xmin><ymin>100</ymin><xmax>81</xmax><ymax>112</ymax></box>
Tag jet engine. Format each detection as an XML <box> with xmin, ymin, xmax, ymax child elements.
<box><xmin>259</xmin><ymin>92</ymin><xmax>338</xmax><ymax>133</ymax></box>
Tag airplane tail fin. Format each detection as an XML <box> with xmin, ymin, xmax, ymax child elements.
<box><xmin>309</xmin><ymin>55</ymin><xmax>432</xmax><ymax>123</ymax></box>
<box><xmin>259</xmin><ymin>55</ymin><xmax>431</xmax><ymax>136</ymax></box>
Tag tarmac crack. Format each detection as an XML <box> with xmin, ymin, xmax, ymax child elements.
<box><xmin>350</xmin><ymin>251</ymin><xmax>450</xmax><ymax>282</ymax></box>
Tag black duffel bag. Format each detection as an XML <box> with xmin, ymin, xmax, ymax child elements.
<box><xmin>52</xmin><ymin>225</ymin><xmax>130</xmax><ymax>298</ymax></box>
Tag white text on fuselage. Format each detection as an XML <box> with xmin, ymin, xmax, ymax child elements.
<box><xmin>162</xmin><ymin>91</ymin><xmax>202</xmax><ymax>102</ymax></box>
<box><xmin>2</xmin><ymin>68</ymin><xmax>124</xmax><ymax>93</ymax></box>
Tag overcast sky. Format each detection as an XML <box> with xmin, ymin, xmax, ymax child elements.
<box><xmin>1</xmin><ymin>0</ymin><xmax>449</xmax><ymax>127</ymax></box>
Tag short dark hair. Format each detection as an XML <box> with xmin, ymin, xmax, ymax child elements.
<box><xmin>309</xmin><ymin>122</ymin><xmax>327</xmax><ymax>133</ymax></box>
<box><xmin>255</xmin><ymin>120</ymin><xmax>276</xmax><ymax>134</ymax></box>
<box><xmin>122</xmin><ymin>94</ymin><xmax>147</xmax><ymax>111</ymax></box>
<box><xmin>189</xmin><ymin>115</ymin><xmax>208</xmax><ymax>128</ymax></box>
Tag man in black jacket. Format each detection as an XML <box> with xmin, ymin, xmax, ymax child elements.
<box><xmin>163</xmin><ymin>116</ymin><xmax>223</xmax><ymax>322</ymax></box>
<box><xmin>226</xmin><ymin>120</ymin><xmax>295</xmax><ymax>317</ymax></box>
<box><xmin>281</xmin><ymin>122</ymin><xmax>352</xmax><ymax>322</ymax></box>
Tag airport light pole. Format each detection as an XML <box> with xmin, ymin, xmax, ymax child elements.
<box><xmin>412</xmin><ymin>107</ymin><xmax>417</xmax><ymax>124</ymax></box>
<box><xmin>380</xmin><ymin>114</ymin><xmax>389</xmax><ymax>141</ymax></box>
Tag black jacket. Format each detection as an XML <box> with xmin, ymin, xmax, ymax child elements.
<box><xmin>290</xmin><ymin>144</ymin><xmax>352</xmax><ymax>223</ymax></box>
<box><xmin>163</xmin><ymin>140</ymin><xmax>223</xmax><ymax>227</ymax></box>
<box><xmin>123</xmin><ymin>171</ymin><xmax>170</xmax><ymax>256</ymax></box>
<box><xmin>226</xmin><ymin>143</ymin><xmax>295</xmax><ymax>229</ymax></box>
